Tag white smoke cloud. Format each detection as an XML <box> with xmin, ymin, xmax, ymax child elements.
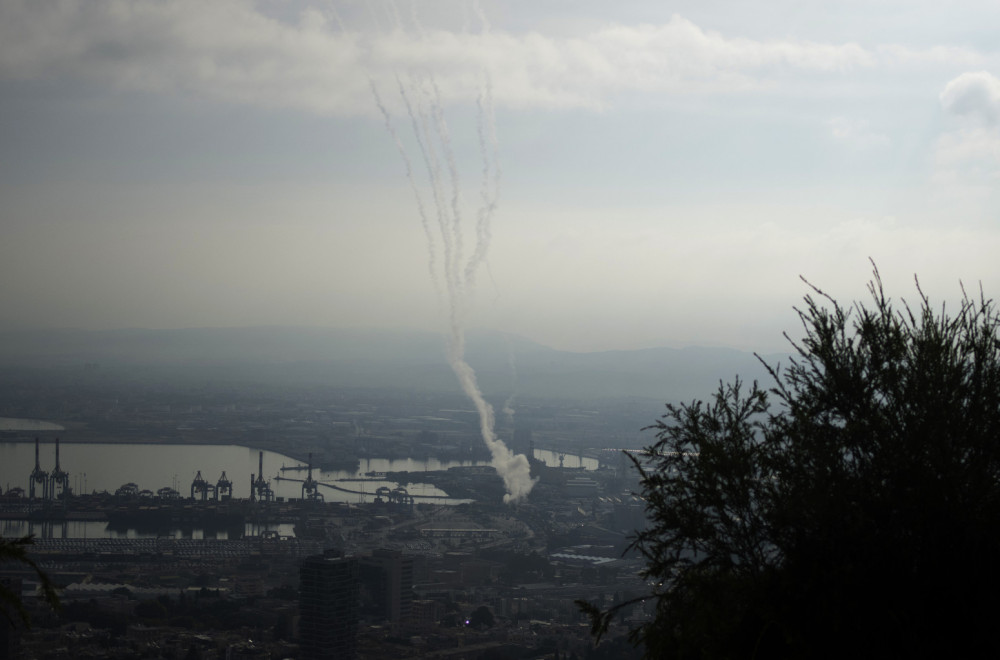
<box><xmin>446</xmin><ymin>336</ymin><xmax>535</xmax><ymax>503</ymax></box>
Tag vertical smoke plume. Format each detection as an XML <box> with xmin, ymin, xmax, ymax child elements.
<box><xmin>369</xmin><ymin>6</ymin><xmax>536</xmax><ymax>502</ymax></box>
<box><xmin>370</xmin><ymin>81</ymin><xmax>439</xmax><ymax>295</ymax></box>
<box><xmin>502</xmin><ymin>333</ymin><xmax>518</xmax><ymax>427</ymax></box>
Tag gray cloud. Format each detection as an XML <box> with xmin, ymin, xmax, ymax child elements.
<box><xmin>940</xmin><ymin>71</ymin><xmax>1000</xmax><ymax>125</ymax></box>
<box><xmin>0</xmin><ymin>1</ymin><xmax>979</xmax><ymax>115</ymax></box>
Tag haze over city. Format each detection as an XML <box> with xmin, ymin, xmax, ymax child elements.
<box><xmin>3</xmin><ymin>0</ymin><xmax>1000</xmax><ymax>353</ymax></box>
<box><xmin>7</xmin><ymin>5</ymin><xmax>1000</xmax><ymax>658</ymax></box>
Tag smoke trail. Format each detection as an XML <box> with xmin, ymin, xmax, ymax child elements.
<box><xmin>502</xmin><ymin>333</ymin><xmax>518</xmax><ymax>426</ymax></box>
<box><xmin>464</xmin><ymin>4</ymin><xmax>501</xmax><ymax>290</ymax></box>
<box><xmin>472</xmin><ymin>0</ymin><xmax>491</xmax><ymax>33</ymax></box>
<box><xmin>386</xmin><ymin>0</ymin><xmax>403</xmax><ymax>33</ymax></box>
<box><xmin>397</xmin><ymin>73</ymin><xmax>459</xmax><ymax>309</ymax></box>
<box><xmin>407</xmin><ymin>0</ymin><xmax>427</xmax><ymax>41</ymax></box>
<box><xmin>408</xmin><ymin>74</ymin><xmax>468</xmax><ymax>345</ymax></box>
<box><xmin>370</xmin><ymin>80</ymin><xmax>440</xmax><ymax>296</ymax></box>
<box><xmin>326</xmin><ymin>3</ymin><xmax>348</xmax><ymax>34</ymax></box>
<box><xmin>370</xmin><ymin>9</ymin><xmax>536</xmax><ymax>503</ymax></box>
<box><xmin>445</xmin><ymin>331</ymin><xmax>533</xmax><ymax>503</ymax></box>
<box><xmin>428</xmin><ymin>77</ymin><xmax>465</xmax><ymax>297</ymax></box>
<box><xmin>465</xmin><ymin>73</ymin><xmax>499</xmax><ymax>289</ymax></box>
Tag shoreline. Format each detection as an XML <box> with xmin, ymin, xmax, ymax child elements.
<box><xmin>0</xmin><ymin>417</ymin><xmax>65</xmax><ymax>432</ymax></box>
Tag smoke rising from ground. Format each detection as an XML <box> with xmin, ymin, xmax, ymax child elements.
<box><xmin>370</xmin><ymin>8</ymin><xmax>535</xmax><ymax>503</ymax></box>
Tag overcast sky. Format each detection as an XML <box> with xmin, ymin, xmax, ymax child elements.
<box><xmin>2</xmin><ymin>0</ymin><xmax>1000</xmax><ymax>353</ymax></box>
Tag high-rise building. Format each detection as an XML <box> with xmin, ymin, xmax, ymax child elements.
<box><xmin>299</xmin><ymin>552</ymin><xmax>359</xmax><ymax>660</ymax></box>
<box><xmin>359</xmin><ymin>549</ymin><xmax>414</xmax><ymax>628</ymax></box>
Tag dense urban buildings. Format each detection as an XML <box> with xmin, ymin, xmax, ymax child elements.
<box><xmin>360</xmin><ymin>549</ymin><xmax>413</xmax><ymax>628</ymax></box>
<box><xmin>0</xmin><ymin>368</ymin><xmax>653</xmax><ymax>659</ymax></box>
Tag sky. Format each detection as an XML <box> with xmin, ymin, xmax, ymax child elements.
<box><xmin>2</xmin><ymin>0</ymin><xmax>1000</xmax><ymax>353</ymax></box>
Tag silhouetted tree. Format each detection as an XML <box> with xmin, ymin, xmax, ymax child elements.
<box><xmin>468</xmin><ymin>605</ymin><xmax>495</xmax><ymax>629</ymax></box>
<box><xmin>580</xmin><ymin>266</ymin><xmax>1000</xmax><ymax>658</ymax></box>
<box><xmin>0</xmin><ymin>535</ymin><xmax>59</xmax><ymax>627</ymax></box>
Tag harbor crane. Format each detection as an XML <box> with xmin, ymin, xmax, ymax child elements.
<box><xmin>29</xmin><ymin>438</ymin><xmax>49</xmax><ymax>500</ymax></box>
<box><xmin>301</xmin><ymin>453</ymin><xmax>323</xmax><ymax>502</ymax></box>
<box><xmin>49</xmin><ymin>438</ymin><xmax>70</xmax><ymax>498</ymax></box>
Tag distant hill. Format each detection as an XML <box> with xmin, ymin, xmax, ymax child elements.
<box><xmin>0</xmin><ymin>327</ymin><xmax>786</xmax><ymax>402</ymax></box>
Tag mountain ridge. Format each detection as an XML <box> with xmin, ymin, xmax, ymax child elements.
<box><xmin>0</xmin><ymin>326</ymin><xmax>785</xmax><ymax>402</ymax></box>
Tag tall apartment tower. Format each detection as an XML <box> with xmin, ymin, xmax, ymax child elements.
<box><xmin>360</xmin><ymin>548</ymin><xmax>414</xmax><ymax>628</ymax></box>
<box><xmin>299</xmin><ymin>552</ymin><xmax>359</xmax><ymax>660</ymax></box>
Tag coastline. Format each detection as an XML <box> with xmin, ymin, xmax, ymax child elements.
<box><xmin>0</xmin><ymin>417</ymin><xmax>65</xmax><ymax>432</ymax></box>
<box><xmin>0</xmin><ymin>423</ymin><xmax>364</xmax><ymax>477</ymax></box>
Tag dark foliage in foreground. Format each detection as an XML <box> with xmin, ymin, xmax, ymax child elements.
<box><xmin>580</xmin><ymin>266</ymin><xmax>1000</xmax><ymax>658</ymax></box>
<box><xmin>0</xmin><ymin>535</ymin><xmax>60</xmax><ymax>627</ymax></box>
